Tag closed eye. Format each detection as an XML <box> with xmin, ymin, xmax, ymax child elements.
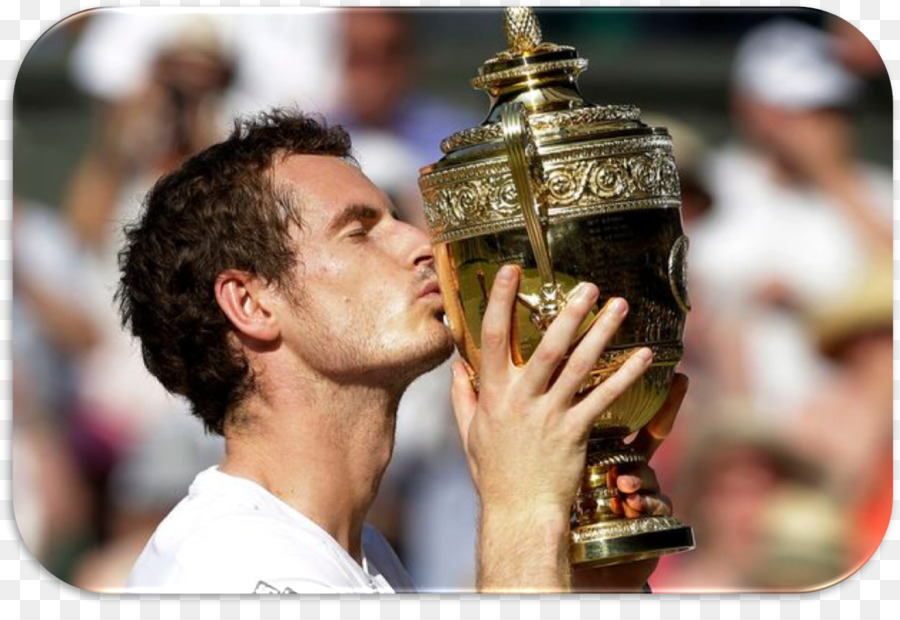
<box><xmin>346</xmin><ymin>227</ymin><xmax>368</xmax><ymax>238</ymax></box>
<box><xmin>329</xmin><ymin>203</ymin><xmax>383</xmax><ymax>237</ymax></box>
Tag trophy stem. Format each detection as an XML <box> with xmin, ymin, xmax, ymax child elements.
<box><xmin>570</xmin><ymin>434</ymin><xmax>694</xmax><ymax>569</ymax></box>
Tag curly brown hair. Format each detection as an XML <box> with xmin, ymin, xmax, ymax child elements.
<box><xmin>117</xmin><ymin>109</ymin><xmax>353</xmax><ymax>435</ymax></box>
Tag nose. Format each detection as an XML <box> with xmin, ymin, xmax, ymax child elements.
<box><xmin>400</xmin><ymin>220</ymin><xmax>434</xmax><ymax>268</ymax></box>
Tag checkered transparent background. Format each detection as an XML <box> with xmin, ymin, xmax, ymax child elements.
<box><xmin>2</xmin><ymin>0</ymin><xmax>898</xmax><ymax>618</ymax></box>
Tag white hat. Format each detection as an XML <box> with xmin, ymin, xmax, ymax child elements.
<box><xmin>733</xmin><ymin>19</ymin><xmax>861</xmax><ymax>109</ymax></box>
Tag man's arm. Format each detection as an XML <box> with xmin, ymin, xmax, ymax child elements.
<box><xmin>451</xmin><ymin>264</ymin><xmax>668</xmax><ymax>592</ymax></box>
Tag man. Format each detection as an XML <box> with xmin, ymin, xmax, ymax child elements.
<box><xmin>690</xmin><ymin>19</ymin><xmax>892</xmax><ymax>420</ymax></box>
<box><xmin>119</xmin><ymin>109</ymin><xmax>683</xmax><ymax>593</ymax></box>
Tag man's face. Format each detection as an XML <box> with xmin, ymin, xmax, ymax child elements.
<box><xmin>271</xmin><ymin>154</ymin><xmax>454</xmax><ymax>386</ymax></box>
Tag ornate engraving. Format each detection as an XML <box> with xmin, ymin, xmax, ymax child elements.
<box><xmin>585</xmin><ymin>450</ymin><xmax>644</xmax><ymax>469</ymax></box>
<box><xmin>530</xmin><ymin>105</ymin><xmax>642</xmax><ymax>132</ymax></box>
<box><xmin>440</xmin><ymin>105</ymin><xmax>643</xmax><ymax>154</ymax></box>
<box><xmin>546</xmin><ymin>161</ymin><xmax>593</xmax><ymax>203</ymax></box>
<box><xmin>571</xmin><ymin>516</ymin><xmax>685</xmax><ymax>543</ymax></box>
<box><xmin>422</xmin><ymin>137</ymin><xmax>681</xmax><ymax>243</ymax></box>
<box><xmin>590</xmin><ymin>159</ymin><xmax>633</xmax><ymax>199</ymax></box>
<box><xmin>471</xmin><ymin>58</ymin><xmax>589</xmax><ymax>91</ymax></box>
<box><xmin>504</xmin><ymin>6</ymin><xmax>542</xmax><ymax>53</ymax></box>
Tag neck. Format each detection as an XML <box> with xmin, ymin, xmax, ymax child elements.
<box><xmin>219</xmin><ymin>372</ymin><xmax>404</xmax><ymax>563</ymax></box>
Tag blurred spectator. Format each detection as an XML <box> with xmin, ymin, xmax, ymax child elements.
<box><xmin>785</xmin><ymin>258</ymin><xmax>893</xmax><ymax>571</ymax></box>
<box><xmin>63</xmin><ymin>15</ymin><xmax>234</xmax><ymax>455</ymax></box>
<box><xmin>653</xmin><ymin>422</ymin><xmax>837</xmax><ymax>591</ymax></box>
<box><xmin>752</xmin><ymin>483</ymin><xmax>849</xmax><ymax>590</ymax></box>
<box><xmin>13</xmin><ymin>199</ymin><xmax>98</xmax><ymax>418</ymax></box>
<box><xmin>41</xmin><ymin>14</ymin><xmax>236</xmax><ymax>586</ymax></box>
<box><xmin>71</xmin><ymin>11</ymin><xmax>342</xmax><ymax>119</ymax></box>
<box><xmin>335</xmin><ymin>10</ymin><xmax>477</xmax><ymax>228</ymax></box>
<box><xmin>13</xmin><ymin>197</ymin><xmax>98</xmax><ymax>571</ymax></box>
<box><xmin>690</xmin><ymin>19</ymin><xmax>892</xmax><ymax>420</ymax></box>
<box><xmin>72</xmin><ymin>414</ymin><xmax>223</xmax><ymax>591</ymax></box>
<box><xmin>336</xmin><ymin>10</ymin><xmax>475</xmax><ymax>167</ymax></box>
<box><xmin>829</xmin><ymin>17</ymin><xmax>887</xmax><ymax>78</ymax></box>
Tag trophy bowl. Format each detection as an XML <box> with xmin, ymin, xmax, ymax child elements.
<box><xmin>419</xmin><ymin>8</ymin><xmax>694</xmax><ymax>568</ymax></box>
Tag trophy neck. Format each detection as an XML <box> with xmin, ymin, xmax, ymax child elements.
<box><xmin>473</xmin><ymin>9</ymin><xmax>592</xmax><ymax>122</ymax></box>
<box><xmin>483</xmin><ymin>76</ymin><xmax>591</xmax><ymax>123</ymax></box>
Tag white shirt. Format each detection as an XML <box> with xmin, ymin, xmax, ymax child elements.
<box><xmin>693</xmin><ymin>144</ymin><xmax>892</xmax><ymax>307</ymax></box>
<box><xmin>127</xmin><ymin>467</ymin><xmax>414</xmax><ymax>593</ymax></box>
<box><xmin>690</xmin><ymin>145</ymin><xmax>892</xmax><ymax>419</ymax></box>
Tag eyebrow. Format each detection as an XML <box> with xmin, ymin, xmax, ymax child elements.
<box><xmin>327</xmin><ymin>203</ymin><xmax>383</xmax><ymax>235</ymax></box>
<box><xmin>327</xmin><ymin>203</ymin><xmax>398</xmax><ymax>235</ymax></box>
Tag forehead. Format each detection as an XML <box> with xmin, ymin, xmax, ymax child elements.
<box><xmin>270</xmin><ymin>154</ymin><xmax>387</xmax><ymax>229</ymax></box>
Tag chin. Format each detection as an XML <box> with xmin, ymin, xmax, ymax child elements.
<box><xmin>389</xmin><ymin>323</ymin><xmax>455</xmax><ymax>387</ymax></box>
<box><xmin>412</xmin><ymin>324</ymin><xmax>456</xmax><ymax>373</ymax></box>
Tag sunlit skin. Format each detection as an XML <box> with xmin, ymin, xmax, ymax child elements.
<box><xmin>209</xmin><ymin>154</ymin><xmax>681</xmax><ymax>590</ymax></box>
<box><xmin>271</xmin><ymin>155</ymin><xmax>453</xmax><ymax>387</ymax></box>
<box><xmin>215</xmin><ymin>155</ymin><xmax>453</xmax><ymax>562</ymax></box>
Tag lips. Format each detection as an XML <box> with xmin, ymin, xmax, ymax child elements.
<box><xmin>419</xmin><ymin>281</ymin><xmax>441</xmax><ymax>298</ymax></box>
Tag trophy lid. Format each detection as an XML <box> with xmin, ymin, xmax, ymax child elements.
<box><xmin>472</xmin><ymin>7</ymin><xmax>585</xmax><ymax>100</ymax></box>
<box><xmin>436</xmin><ymin>8</ymin><xmax>647</xmax><ymax>158</ymax></box>
<box><xmin>420</xmin><ymin>8</ymin><xmax>680</xmax><ymax>252</ymax></box>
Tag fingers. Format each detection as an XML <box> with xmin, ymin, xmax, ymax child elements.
<box><xmin>616</xmin><ymin>464</ymin><xmax>659</xmax><ymax>495</ymax></box>
<box><xmin>610</xmin><ymin>463</ymin><xmax>669</xmax><ymax>518</ymax></box>
<box><xmin>569</xmin><ymin>347</ymin><xmax>653</xmax><ymax>432</ymax></box>
<box><xmin>450</xmin><ymin>359</ymin><xmax>477</xmax><ymax>455</ymax></box>
<box><xmin>550</xmin><ymin>297</ymin><xmax>628</xmax><ymax>402</ymax></box>
<box><xmin>630</xmin><ymin>373</ymin><xmax>689</xmax><ymax>459</ymax></box>
<box><xmin>623</xmin><ymin>493</ymin><xmax>672</xmax><ymax>518</ymax></box>
<box><xmin>520</xmin><ymin>283</ymin><xmax>599</xmax><ymax>395</ymax></box>
<box><xmin>479</xmin><ymin>265</ymin><xmax>520</xmax><ymax>379</ymax></box>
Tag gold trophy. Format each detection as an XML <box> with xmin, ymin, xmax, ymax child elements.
<box><xmin>419</xmin><ymin>8</ymin><xmax>694</xmax><ymax>568</ymax></box>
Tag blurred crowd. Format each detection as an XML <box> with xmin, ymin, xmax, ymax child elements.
<box><xmin>12</xmin><ymin>10</ymin><xmax>892</xmax><ymax>592</ymax></box>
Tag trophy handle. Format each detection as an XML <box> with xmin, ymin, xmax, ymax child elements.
<box><xmin>500</xmin><ymin>101</ymin><xmax>566</xmax><ymax>330</ymax></box>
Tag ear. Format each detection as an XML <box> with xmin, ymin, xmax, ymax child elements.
<box><xmin>214</xmin><ymin>270</ymin><xmax>281</xmax><ymax>343</ymax></box>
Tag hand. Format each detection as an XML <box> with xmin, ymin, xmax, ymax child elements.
<box><xmin>573</xmin><ymin>373</ymin><xmax>689</xmax><ymax>592</ymax></box>
<box><xmin>451</xmin><ymin>264</ymin><xmax>654</xmax><ymax>590</ymax></box>
<box><xmin>615</xmin><ymin>372</ymin><xmax>688</xmax><ymax>518</ymax></box>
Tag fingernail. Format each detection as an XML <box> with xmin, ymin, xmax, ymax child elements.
<box><xmin>637</xmin><ymin>348</ymin><xmax>653</xmax><ymax>364</ymax></box>
<box><xmin>608</xmin><ymin>298</ymin><xmax>627</xmax><ymax>315</ymax></box>
<box><xmin>618</xmin><ymin>476</ymin><xmax>639</xmax><ymax>493</ymax></box>
<box><xmin>574</xmin><ymin>282</ymin><xmax>597</xmax><ymax>303</ymax></box>
<box><xmin>497</xmin><ymin>265</ymin><xmax>515</xmax><ymax>282</ymax></box>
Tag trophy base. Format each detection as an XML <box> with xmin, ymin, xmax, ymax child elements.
<box><xmin>570</xmin><ymin>516</ymin><xmax>695</xmax><ymax>569</ymax></box>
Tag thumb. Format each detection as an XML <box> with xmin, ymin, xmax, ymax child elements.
<box><xmin>450</xmin><ymin>358</ymin><xmax>477</xmax><ymax>454</ymax></box>
<box><xmin>631</xmin><ymin>373</ymin><xmax>689</xmax><ymax>460</ymax></box>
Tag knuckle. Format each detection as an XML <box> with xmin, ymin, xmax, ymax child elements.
<box><xmin>535</xmin><ymin>345</ymin><xmax>565</xmax><ymax>367</ymax></box>
<box><xmin>564</xmin><ymin>355</ymin><xmax>594</xmax><ymax>379</ymax></box>
<box><xmin>481</xmin><ymin>329</ymin><xmax>506</xmax><ymax>350</ymax></box>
